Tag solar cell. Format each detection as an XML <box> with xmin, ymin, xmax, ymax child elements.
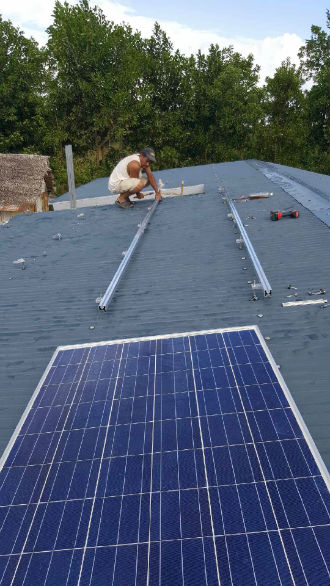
<box><xmin>0</xmin><ymin>326</ymin><xmax>329</xmax><ymax>586</ymax></box>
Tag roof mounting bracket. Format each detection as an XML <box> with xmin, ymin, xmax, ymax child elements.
<box><xmin>223</xmin><ymin>189</ymin><xmax>272</xmax><ymax>297</ymax></box>
<box><xmin>252</xmin><ymin>281</ymin><xmax>264</xmax><ymax>291</ymax></box>
<box><xmin>251</xmin><ymin>280</ymin><xmax>264</xmax><ymax>300</ymax></box>
<box><xmin>98</xmin><ymin>200</ymin><xmax>160</xmax><ymax>311</ymax></box>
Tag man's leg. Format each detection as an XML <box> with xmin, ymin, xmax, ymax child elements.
<box><xmin>117</xmin><ymin>190</ymin><xmax>132</xmax><ymax>203</ymax></box>
<box><xmin>117</xmin><ymin>178</ymin><xmax>149</xmax><ymax>203</ymax></box>
<box><xmin>134</xmin><ymin>180</ymin><xmax>151</xmax><ymax>199</ymax></box>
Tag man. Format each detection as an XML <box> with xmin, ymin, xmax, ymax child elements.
<box><xmin>108</xmin><ymin>148</ymin><xmax>162</xmax><ymax>209</ymax></box>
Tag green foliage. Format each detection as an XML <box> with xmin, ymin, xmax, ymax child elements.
<box><xmin>45</xmin><ymin>0</ymin><xmax>144</xmax><ymax>155</ymax></box>
<box><xmin>0</xmin><ymin>16</ymin><xmax>47</xmax><ymax>152</ymax></box>
<box><xmin>298</xmin><ymin>11</ymin><xmax>330</xmax><ymax>172</ymax></box>
<box><xmin>298</xmin><ymin>10</ymin><xmax>330</xmax><ymax>82</ymax></box>
<box><xmin>181</xmin><ymin>46</ymin><xmax>262</xmax><ymax>164</ymax></box>
<box><xmin>0</xmin><ymin>5</ymin><xmax>329</xmax><ymax>188</ymax></box>
<box><xmin>51</xmin><ymin>150</ymin><xmax>108</xmax><ymax>194</ymax></box>
<box><xmin>257</xmin><ymin>59</ymin><xmax>308</xmax><ymax>166</ymax></box>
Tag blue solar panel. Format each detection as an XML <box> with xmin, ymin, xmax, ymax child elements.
<box><xmin>0</xmin><ymin>327</ymin><xmax>329</xmax><ymax>586</ymax></box>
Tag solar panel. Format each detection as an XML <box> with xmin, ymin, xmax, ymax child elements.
<box><xmin>0</xmin><ymin>326</ymin><xmax>329</xmax><ymax>586</ymax></box>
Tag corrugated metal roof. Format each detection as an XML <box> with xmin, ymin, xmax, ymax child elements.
<box><xmin>54</xmin><ymin>177</ymin><xmax>110</xmax><ymax>201</ymax></box>
<box><xmin>251</xmin><ymin>160</ymin><xmax>330</xmax><ymax>226</ymax></box>
<box><xmin>1</xmin><ymin>160</ymin><xmax>329</xmax><ymax>469</ymax></box>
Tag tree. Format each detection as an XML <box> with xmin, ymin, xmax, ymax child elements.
<box><xmin>0</xmin><ymin>16</ymin><xmax>46</xmax><ymax>152</ymax></box>
<box><xmin>129</xmin><ymin>23</ymin><xmax>189</xmax><ymax>167</ymax></box>
<box><xmin>298</xmin><ymin>11</ymin><xmax>329</xmax><ymax>171</ymax></box>
<box><xmin>298</xmin><ymin>11</ymin><xmax>330</xmax><ymax>82</ymax></box>
<box><xmin>258</xmin><ymin>58</ymin><xmax>307</xmax><ymax>166</ymax></box>
<box><xmin>45</xmin><ymin>0</ymin><xmax>144</xmax><ymax>158</ymax></box>
<box><xmin>183</xmin><ymin>45</ymin><xmax>262</xmax><ymax>163</ymax></box>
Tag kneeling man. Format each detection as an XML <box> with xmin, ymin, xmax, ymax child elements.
<box><xmin>108</xmin><ymin>148</ymin><xmax>162</xmax><ymax>208</ymax></box>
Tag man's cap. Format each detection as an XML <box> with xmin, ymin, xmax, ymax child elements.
<box><xmin>141</xmin><ymin>147</ymin><xmax>156</xmax><ymax>162</ymax></box>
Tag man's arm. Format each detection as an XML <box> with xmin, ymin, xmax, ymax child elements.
<box><xmin>127</xmin><ymin>160</ymin><xmax>141</xmax><ymax>178</ymax></box>
<box><xmin>127</xmin><ymin>159</ymin><xmax>162</xmax><ymax>200</ymax></box>
<box><xmin>144</xmin><ymin>166</ymin><xmax>162</xmax><ymax>200</ymax></box>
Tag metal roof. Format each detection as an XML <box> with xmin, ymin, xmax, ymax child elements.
<box><xmin>252</xmin><ymin>160</ymin><xmax>330</xmax><ymax>226</ymax></box>
<box><xmin>1</xmin><ymin>160</ymin><xmax>329</xmax><ymax>469</ymax></box>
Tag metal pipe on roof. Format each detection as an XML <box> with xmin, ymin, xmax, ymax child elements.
<box><xmin>65</xmin><ymin>145</ymin><xmax>77</xmax><ymax>210</ymax></box>
<box><xmin>226</xmin><ymin>196</ymin><xmax>272</xmax><ymax>297</ymax></box>
<box><xmin>98</xmin><ymin>200</ymin><xmax>159</xmax><ymax>311</ymax></box>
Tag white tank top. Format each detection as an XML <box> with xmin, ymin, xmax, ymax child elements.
<box><xmin>108</xmin><ymin>154</ymin><xmax>141</xmax><ymax>192</ymax></box>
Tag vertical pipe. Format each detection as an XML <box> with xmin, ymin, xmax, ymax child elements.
<box><xmin>65</xmin><ymin>145</ymin><xmax>77</xmax><ymax>210</ymax></box>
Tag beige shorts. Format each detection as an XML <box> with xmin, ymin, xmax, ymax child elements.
<box><xmin>118</xmin><ymin>177</ymin><xmax>148</xmax><ymax>193</ymax></box>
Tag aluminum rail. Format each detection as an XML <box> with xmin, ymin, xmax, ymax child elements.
<box><xmin>98</xmin><ymin>200</ymin><xmax>159</xmax><ymax>311</ymax></box>
<box><xmin>227</xmin><ymin>197</ymin><xmax>272</xmax><ymax>297</ymax></box>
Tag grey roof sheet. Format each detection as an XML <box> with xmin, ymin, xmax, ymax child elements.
<box><xmin>53</xmin><ymin>176</ymin><xmax>110</xmax><ymax>201</ymax></box>
<box><xmin>251</xmin><ymin>160</ymin><xmax>330</xmax><ymax>226</ymax></box>
<box><xmin>261</xmin><ymin>161</ymin><xmax>330</xmax><ymax>198</ymax></box>
<box><xmin>55</xmin><ymin>159</ymin><xmax>330</xmax><ymax>203</ymax></box>
<box><xmin>1</xmin><ymin>160</ymin><xmax>329</xmax><ymax>469</ymax></box>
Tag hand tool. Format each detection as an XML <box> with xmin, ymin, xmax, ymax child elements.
<box><xmin>270</xmin><ymin>209</ymin><xmax>299</xmax><ymax>221</ymax></box>
<box><xmin>232</xmin><ymin>192</ymin><xmax>273</xmax><ymax>202</ymax></box>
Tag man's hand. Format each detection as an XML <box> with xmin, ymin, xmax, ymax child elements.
<box><xmin>134</xmin><ymin>192</ymin><xmax>145</xmax><ymax>199</ymax></box>
<box><xmin>155</xmin><ymin>191</ymin><xmax>162</xmax><ymax>201</ymax></box>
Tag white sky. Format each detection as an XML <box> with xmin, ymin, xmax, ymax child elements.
<box><xmin>0</xmin><ymin>0</ymin><xmax>327</xmax><ymax>84</ymax></box>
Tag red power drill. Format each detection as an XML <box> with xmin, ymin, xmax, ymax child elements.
<box><xmin>270</xmin><ymin>209</ymin><xmax>299</xmax><ymax>221</ymax></box>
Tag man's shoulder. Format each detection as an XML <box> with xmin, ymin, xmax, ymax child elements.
<box><xmin>127</xmin><ymin>157</ymin><xmax>141</xmax><ymax>169</ymax></box>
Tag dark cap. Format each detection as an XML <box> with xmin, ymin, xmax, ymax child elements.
<box><xmin>141</xmin><ymin>147</ymin><xmax>156</xmax><ymax>162</ymax></box>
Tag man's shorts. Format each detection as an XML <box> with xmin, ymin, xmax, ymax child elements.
<box><xmin>118</xmin><ymin>177</ymin><xmax>148</xmax><ymax>193</ymax></box>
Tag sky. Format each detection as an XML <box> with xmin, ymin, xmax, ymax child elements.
<box><xmin>0</xmin><ymin>0</ymin><xmax>328</xmax><ymax>84</ymax></box>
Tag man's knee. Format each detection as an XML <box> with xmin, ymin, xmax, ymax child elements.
<box><xmin>130</xmin><ymin>178</ymin><xmax>148</xmax><ymax>193</ymax></box>
<box><xmin>137</xmin><ymin>178</ymin><xmax>148</xmax><ymax>190</ymax></box>
<box><xmin>118</xmin><ymin>177</ymin><xmax>148</xmax><ymax>194</ymax></box>
<box><xmin>134</xmin><ymin>180</ymin><xmax>144</xmax><ymax>192</ymax></box>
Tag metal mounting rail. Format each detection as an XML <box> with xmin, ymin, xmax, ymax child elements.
<box><xmin>223</xmin><ymin>192</ymin><xmax>272</xmax><ymax>297</ymax></box>
<box><xmin>98</xmin><ymin>200</ymin><xmax>159</xmax><ymax>311</ymax></box>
